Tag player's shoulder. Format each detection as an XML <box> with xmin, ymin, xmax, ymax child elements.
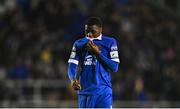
<box><xmin>73</xmin><ymin>37</ymin><xmax>88</xmax><ymax>49</ymax></box>
<box><xmin>102</xmin><ymin>35</ymin><xmax>117</xmax><ymax>43</ymax></box>
<box><xmin>102</xmin><ymin>35</ymin><xmax>118</xmax><ymax>51</ymax></box>
<box><xmin>74</xmin><ymin>37</ymin><xmax>87</xmax><ymax>44</ymax></box>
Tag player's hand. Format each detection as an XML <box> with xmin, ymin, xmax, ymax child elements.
<box><xmin>86</xmin><ymin>41</ymin><xmax>100</xmax><ymax>56</ymax></box>
<box><xmin>71</xmin><ymin>80</ymin><xmax>81</xmax><ymax>90</ymax></box>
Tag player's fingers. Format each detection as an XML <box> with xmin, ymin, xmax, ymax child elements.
<box><xmin>73</xmin><ymin>83</ymin><xmax>81</xmax><ymax>90</ymax></box>
<box><xmin>89</xmin><ymin>41</ymin><xmax>94</xmax><ymax>45</ymax></box>
<box><xmin>90</xmin><ymin>41</ymin><xmax>98</xmax><ymax>48</ymax></box>
<box><xmin>90</xmin><ymin>41</ymin><xmax>96</xmax><ymax>45</ymax></box>
<box><xmin>88</xmin><ymin>41</ymin><xmax>95</xmax><ymax>48</ymax></box>
<box><xmin>86</xmin><ymin>43</ymin><xmax>91</xmax><ymax>50</ymax></box>
<box><xmin>86</xmin><ymin>42</ymin><xmax>91</xmax><ymax>47</ymax></box>
<box><xmin>76</xmin><ymin>84</ymin><xmax>81</xmax><ymax>89</ymax></box>
<box><xmin>73</xmin><ymin>81</ymin><xmax>80</xmax><ymax>86</ymax></box>
<box><xmin>87</xmin><ymin>42</ymin><xmax>93</xmax><ymax>50</ymax></box>
<box><xmin>90</xmin><ymin>41</ymin><xmax>95</xmax><ymax>45</ymax></box>
<box><xmin>73</xmin><ymin>85</ymin><xmax>80</xmax><ymax>90</ymax></box>
<box><xmin>73</xmin><ymin>86</ymin><xmax>79</xmax><ymax>90</ymax></box>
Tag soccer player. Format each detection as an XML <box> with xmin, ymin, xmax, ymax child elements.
<box><xmin>67</xmin><ymin>17</ymin><xmax>120</xmax><ymax>108</ymax></box>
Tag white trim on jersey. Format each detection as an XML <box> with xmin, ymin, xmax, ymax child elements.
<box><xmin>110</xmin><ymin>51</ymin><xmax>119</xmax><ymax>58</ymax></box>
<box><xmin>86</xmin><ymin>34</ymin><xmax>102</xmax><ymax>41</ymax></box>
<box><xmin>70</xmin><ymin>52</ymin><xmax>76</xmax><ymax>58</ymax></box>
<box><xmin>111</xmin><ymin>58</ymin><xmax>120</xmax><ymax>63</ymax></box>
<box><xmin>68</xmin><ymin>59</ymin><xmax>79</xmax><ymax>65</ymax></box>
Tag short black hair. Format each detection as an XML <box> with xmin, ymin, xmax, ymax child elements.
<box><xmin>85</xmin><ymin>17</ymin><xmax>102</xmax><ymax>27</ymax></box>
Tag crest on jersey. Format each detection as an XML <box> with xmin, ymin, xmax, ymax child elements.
<box><xmin>110</xmin><ymin>51</ymin><xmax>119</xmax><ymax>58</ymax></box>
<box><xmin>111</xmin><ymin>46</ymin><xmax>118</xmax><ymax>51</ymax></box>
<box><xmin>84</xmin><ymin>55</ymin><xmax>96</xmax><ymax>65</ymax></box>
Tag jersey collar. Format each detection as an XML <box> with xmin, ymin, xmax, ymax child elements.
<box><xmin>86</xmin><ymin>34</ymin><xmax>102</xmax><ymax>41</ymax></box>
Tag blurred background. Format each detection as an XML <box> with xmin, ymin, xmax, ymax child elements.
<box><xmin>0</xmin><ymin>0</ymin><xmax>179</xmax><ymax>107</ymax></box>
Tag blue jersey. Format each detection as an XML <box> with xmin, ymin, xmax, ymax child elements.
<box><xmin>68</xmin><ymin>34</ymin><xmax>120</xmax><ymax>95</ymax></box>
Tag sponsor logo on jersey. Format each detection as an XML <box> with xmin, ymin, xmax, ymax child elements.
<box><xmin>84</xmin><ymin>55</ymin><xmax>96</xmax><ymax>65</ymax></box>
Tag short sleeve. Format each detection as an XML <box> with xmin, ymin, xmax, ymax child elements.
<box><xmin>68</xmin><ymin>42</ymin><xmax>80</xmax><ymax>65</ymax></box>
<box><xmin>109</xmin><ymin>39</ymin><xmax>120</xmax><ymax>63</ymax></box>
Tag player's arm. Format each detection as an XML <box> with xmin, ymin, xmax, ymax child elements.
<box><xmin>68</xmin><ymin>43</ymin><xmax>81</xmax><ymax>90</ymax></box>
<box><xmin>97</xmin><ymin>51</ymin><xmax>119</xmax><ymax>72</ymax></box>
<box><xmin>86</xmin><ymin>39</ymin><xmax>120</xmax><ymax>72</ymax></box>
<box><xmin>68</xmin><ymin>63</ymin><xmax>81</xmax><ymax>90</ymax></box>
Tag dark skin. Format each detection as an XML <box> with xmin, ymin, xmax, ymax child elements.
<box><xmin>71</xmin><ymin>24</ymin><xmax>102</xmax><ymax>90</ymax></box>
<box><xmin>85</xmin><ymin>24</ymin><xmax>102</xmax><ymax>56</ymax></box>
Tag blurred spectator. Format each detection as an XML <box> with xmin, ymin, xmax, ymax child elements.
<box><xmin>134</xmin><ymin>77</ymin><xmax>149</xmax><ymax>107</ymax></box>
<box><xmin>7</xmin><ymin>57</ymin><xmax>29</xmax><ymax>79</ymax></box>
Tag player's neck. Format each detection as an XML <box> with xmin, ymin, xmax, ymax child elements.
<box><xmin>86</xmin><ymin>34</ymin><xmax>102</xmax><ymax>40</ymax></box>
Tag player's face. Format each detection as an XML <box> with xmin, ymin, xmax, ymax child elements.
<box><xmin>85</xmin><ymin>25</ymin><xmax>102</xmax><ymax>38</ymax></box>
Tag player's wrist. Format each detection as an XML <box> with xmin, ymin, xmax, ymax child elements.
<box><xmin>95</xmin><ymin>50</ymin><xmax>101</xmax><ymax>56</ymax></box>
<box><xmin>94</xmin><ymin>50</ymin><xmax>100</xmax><ymax>56</ymax></box>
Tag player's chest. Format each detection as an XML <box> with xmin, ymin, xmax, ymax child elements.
<box><xmin>79</xmin><ymin>41</ymin><xmax>110</xmax><ymax>58</ymax></box>
<box><xmin>79</xmin><ymin>41</ymin><xmax>110</xmax><ymax>65</ymax></box>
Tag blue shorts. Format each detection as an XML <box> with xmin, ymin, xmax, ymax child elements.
<box><xmin>78</xmin><ymin>93</ymin><xmax>112</xmax><ymax>108</ymax></box>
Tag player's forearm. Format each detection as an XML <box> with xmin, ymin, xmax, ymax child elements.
<box><xmin>68</xmin><ymin>63</ymin><xmax>77</xmax><ymax>81</ymax></box>
<box><xmin>97</xmin><ymin>52</ymin><xmax>119</xmax><ymax>72</ymax></box>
